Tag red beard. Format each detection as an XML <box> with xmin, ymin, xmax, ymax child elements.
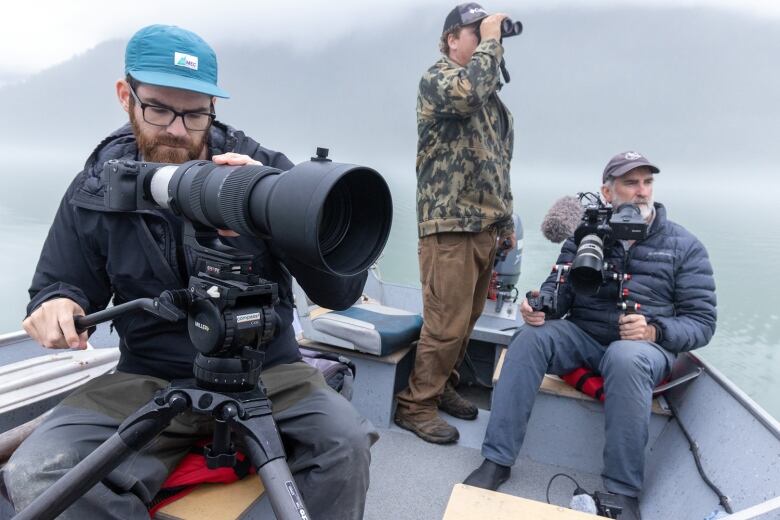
<box><xmin>130</xmin><ymin>110</ymin><xmax>207</xmax><ymax>163</ymax></box>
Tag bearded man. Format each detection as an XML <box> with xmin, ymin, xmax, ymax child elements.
<box><xmin>464</xmin><ymin>151</ymin><xmax>717</xmax><ymax>520</ymax></box>
<box><xmin>2</xmin><ymin>24</ymin><xmax>376</xmax><ymax>520</ymax></box>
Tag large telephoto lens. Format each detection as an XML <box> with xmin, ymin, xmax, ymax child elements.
<box><xmin>143</xmin><ymin>156</ymin><xmax>392</xmax><ymax>276</ymax></box>
<box><xmin>570</xmin><ymin>233</ymin><xmax>604</xmax><ymax>295</ymax></box>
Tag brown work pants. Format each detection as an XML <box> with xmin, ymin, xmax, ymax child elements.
<box><xmin>396</xmin><ymin>229</ymin><xmax>498</xmax><ymax>417</ymax></box>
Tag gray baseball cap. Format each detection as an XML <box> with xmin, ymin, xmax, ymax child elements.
<box><xmin>602</xmin><ymin>151</ymin><xmax>660</xmax><ymax>183</ymax></box>
<box><xmin>443</xmin><ymin>3</ymin><xmax>490</xmax><ymax>34</ymax></box>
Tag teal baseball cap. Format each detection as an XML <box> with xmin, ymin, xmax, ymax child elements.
<box><xmin>125</xmin><ymin>24</ymin><xmax>229</xmax><ymax>98</ymax></box>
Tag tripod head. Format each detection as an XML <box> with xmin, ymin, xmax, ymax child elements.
<box><xmin>74</xmin><ymin>220</ymin><xmax>283</xmax><ymax>394</ymax></box>
<box><xmin>182</xmin><ymin>221</ymin><xmax>282</xmax><ymax>392</ymax></box>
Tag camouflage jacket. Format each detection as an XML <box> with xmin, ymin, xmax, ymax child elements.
<box><xmin>416</xmin><ymin>38</ymin><xmax>514</xmax><ymax>238</ymax></box>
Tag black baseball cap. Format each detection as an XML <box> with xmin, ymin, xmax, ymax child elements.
<box><xmin>602</xmin><ymin>151</ymin><xmax>660</xmax><ymax>183</ymax></box>
<box><xmin>443</xmin><ymin>3</ymin><xmax>490</xmax><ymax>34</ymax></box>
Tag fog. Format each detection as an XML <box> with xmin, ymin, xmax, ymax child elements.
<box><xmin>0</xmin><ymin>4</ymin><xmax>777</xmax><ymax>182</ymax></box>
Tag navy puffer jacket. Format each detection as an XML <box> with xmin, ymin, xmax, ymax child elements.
<box><xmin>541</xmin><ymin>203</ymin><xmax>716</xmax><ymax>354</ymax></box>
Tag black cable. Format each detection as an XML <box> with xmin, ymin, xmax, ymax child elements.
<box><xmin>667</xmin><ymin>397</ymin><xmax>734</xmax><ymax>514</ymax></box>
<box><xmin>546</xmin><ymin>472</ymin><xmax>584</xmax><ymax>505</ymax></box>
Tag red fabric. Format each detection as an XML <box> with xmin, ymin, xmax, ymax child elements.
<box><xmin>561</xmin><ymin>367</ymin><xmax>669</xmax><ymax>402</ymax></box>
<box><xmin>161</xmin><ymin>451</ymin><xmax>246</xmax><ymax>488</ymax></box>
<box><xmin>147</xmin><ymin>439</ymin><xmax>254</xmax><ymax>517</ymax></box>
<box><xmin>562</xmin><ymin>367</ymin><xmax>605</xmax><ymax>402</ymax></box>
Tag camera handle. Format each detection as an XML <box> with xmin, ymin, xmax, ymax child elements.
<box><xmin>73</xmin><ymin>290</ymin><xmax>189</xmax><ymax>332</ymax></box>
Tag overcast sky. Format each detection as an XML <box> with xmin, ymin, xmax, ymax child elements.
<box><xmin>1</xmin><ymin>0</ymin><xmax>778</xmax><ymax>79</ymax></box>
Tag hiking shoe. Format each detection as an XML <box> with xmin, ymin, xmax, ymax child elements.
<box><xmin>438</xmin><ymin>383</ymin><xmax>478</xmax><ymax>420</ymax></box>
<box><xmin>463</xmin><ymin>459</ymin><xmax>511</xmax><ymax>491</ymax></box>
<box><xmin>394</xmin><ymin>408</ymin><xmax>459</xmax><ymax>444</ymax></box>
<box><xmin>612</xmin><ymin>494</ymin><xmax>641</xmax><ymax>520</ymax></box>
<box><xmin>595</xmin><ymin>492</ymin><xmax>641</xmax><ymax>520</ymax></box>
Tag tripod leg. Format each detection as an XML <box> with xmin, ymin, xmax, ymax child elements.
<box><xmin>14</xmin><ymin>393</ymin><xmax>189</xmax><ymax>520</ymax></box>
<box><xmin>234</xmin><ymin>414</ymin><xmax>311</xmax><ymax>520</ymax></box>
<box><xmin>257</xmin><ymin>458</ymin><xmax>309</xmax><ymax>520</ymax></box>
<box><xmin>13</xmin><ymin>433</ymin><xmax>133</xmax><ymax>520</ymax></box>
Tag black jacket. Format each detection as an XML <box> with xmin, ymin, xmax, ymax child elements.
<box><xmin>28</xmin><ymin>122</ymin><xmax>366</xmax><ymax>379</ymax></box>
<box><xmin>541</xmin><ymin>203</ymin><xmax>716</xmax><ymax>354</ymax></box>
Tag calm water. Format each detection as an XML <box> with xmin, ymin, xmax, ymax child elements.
<box><xmin>1</xmin><ymin>158</ymin><xmax>778</xmax><ymax>420</ymax></box>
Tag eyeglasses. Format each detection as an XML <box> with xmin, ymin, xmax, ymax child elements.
<box><xmin>128</xmin><ymin>84</ymin><xmax>215</xmax><ymax>131</ymax></box>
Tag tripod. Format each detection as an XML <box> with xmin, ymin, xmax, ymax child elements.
<box><xmin>15</xmin><ymin>227</ymin><xmax>311</xmax><ymax>520</ymax></box>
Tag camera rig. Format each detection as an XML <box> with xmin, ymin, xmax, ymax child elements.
<box><xmin>528</xmin><ymin>191</ymin><xmax>647</xmax><ymax>315</ymax></box>
<box><xmin>527</xmin><ymin>262</ymin><xmax>642</xmax><ymax>317</ymax></box>
<box><xmin>569</xmin><ymin>192</ymin><xmax>647</xmax><ymax>295</ymax></box>
<box><xmin>17</xmin><ymin>152</ymin><xmax>393</xmax><ymax>520</ymax></box>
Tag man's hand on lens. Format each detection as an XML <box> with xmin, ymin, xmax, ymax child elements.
<box><xmin>521</xmin><ymin>290</ymin><xmax>546</xmax><ymax>327</ymax></box>
<box><xmin>480</xmin><ymin>13</ymin><xmax>508</xmax><ymax>42</ymax></box>
<box><xmin>22</xmin><ymin>298</ymin><xmax>87</xmax><ymax>349</ymax></box>
<box><xmin>212</xmin><ymin>153</ymin><xmax>263</xmax><ymax>237</ymax></box>
<box><xmin>618</xmin><ymin>313</ymin><xmax>657</xmax><ymax>342</ymax></box>
<box><xmin>212</xmin><ymin>152</ymin><xmax>262</xmax><ymax>167</ymax></box>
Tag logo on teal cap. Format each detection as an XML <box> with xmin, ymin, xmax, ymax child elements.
<box><xmin>174</xmin><ymin>52</ymin><xmax>199</xmax><ymax>71</ymax></box>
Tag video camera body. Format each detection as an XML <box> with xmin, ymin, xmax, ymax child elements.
<box><xmin>529</xmin><ymin>193</ymin><xmax>649</xmax><ymax>316</ymax></box>
<box><xmin>570</xmin><ymin>194</ymin><xmax>648</xmax><ymax>295</ymax></box>
<box><xmin>574</xmin><ymin>197</ymin><xmax>648</xmax><ymax>245</ymax></box>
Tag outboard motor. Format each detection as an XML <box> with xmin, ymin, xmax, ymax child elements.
<box><xmin>489</xmin><ymin>214</ymin><xmax>523</xmax><ymax>313</ymax></box>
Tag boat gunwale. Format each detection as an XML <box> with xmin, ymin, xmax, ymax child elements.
<box><xmin>688</xmin><ymin>351</ymin><xmax>780</xmax><ymax>442</ymax></box>
<box><xmin>0</xmin><ymin>330</ymin><xmax>30</xmax><ymax>347</ymax></box>
<box><xmin>3</xmin><ymin>313</ymin><xmax>780</xmax><ymax>444</ymax></box>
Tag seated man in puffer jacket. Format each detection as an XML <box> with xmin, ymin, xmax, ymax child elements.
<box><xmin>464</xmin><ymin>151</ymin><xmax>717</xmax><ymax>520</ymax></box>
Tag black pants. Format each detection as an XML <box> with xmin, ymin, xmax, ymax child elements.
<box><xmin>3</xmin><ymin>364</ymin><xmax>378</xmax><ymax>519</ymax></box>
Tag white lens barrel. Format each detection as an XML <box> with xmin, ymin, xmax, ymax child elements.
<box><xmin>149</xmin><ymin>165</ymin><xmax>179</xmax><ymax>208</ymax></box>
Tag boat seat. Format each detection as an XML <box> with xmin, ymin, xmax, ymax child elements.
<box><xmin>153</xmin><ymin>475</ymin><xmax>265</xmax><ymax>520</ymax></box>
<box><xmin>443</xmin><ymin>483</ymin><xmax>600</xmax><ymax>519</ymax></box>
<box><xmin>493</xmin><ymin>348</ymin><xmax>673</xmax><ymax>416</ymax></box>
<box><xmin>293</xmin><ymin>280</ymin><xmax>423</xmax><ymax>356</ymax></box>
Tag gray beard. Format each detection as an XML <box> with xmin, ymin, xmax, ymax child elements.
<box><xmin>613</xmin><ymin>196</ymin><xmax>655</xmax><ymax>222</ymax></box>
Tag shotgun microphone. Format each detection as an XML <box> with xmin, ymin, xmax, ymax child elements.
<box><xmin>540</xmin><ymin>196</ymin><xmax>585</xmax><ymax>243</ymax></box>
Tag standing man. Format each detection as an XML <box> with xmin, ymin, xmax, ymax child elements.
<box><xmin>464</xmin><ymin>152</ymin><xmax>717</xmax><ymax>520</ymax></box>
<box><xmin>395</xmin><ymin>3</ymin><xmax>516</xmax><ymax>444</ymax></box>
<box><xmin>3</xmin><ymin>25</ymin><xmax>376</xmax><ymax>520</ymax></box>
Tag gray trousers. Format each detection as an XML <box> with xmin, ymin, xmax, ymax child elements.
<box><xmin>482</xmin><ymin>320</ymin><xmax>674</xmax><ymax>497</ymax></box>
<box><xmin>3</xmin><ymin>367</ymin><xmax>378</xmax><ymax>519</ymax></box>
